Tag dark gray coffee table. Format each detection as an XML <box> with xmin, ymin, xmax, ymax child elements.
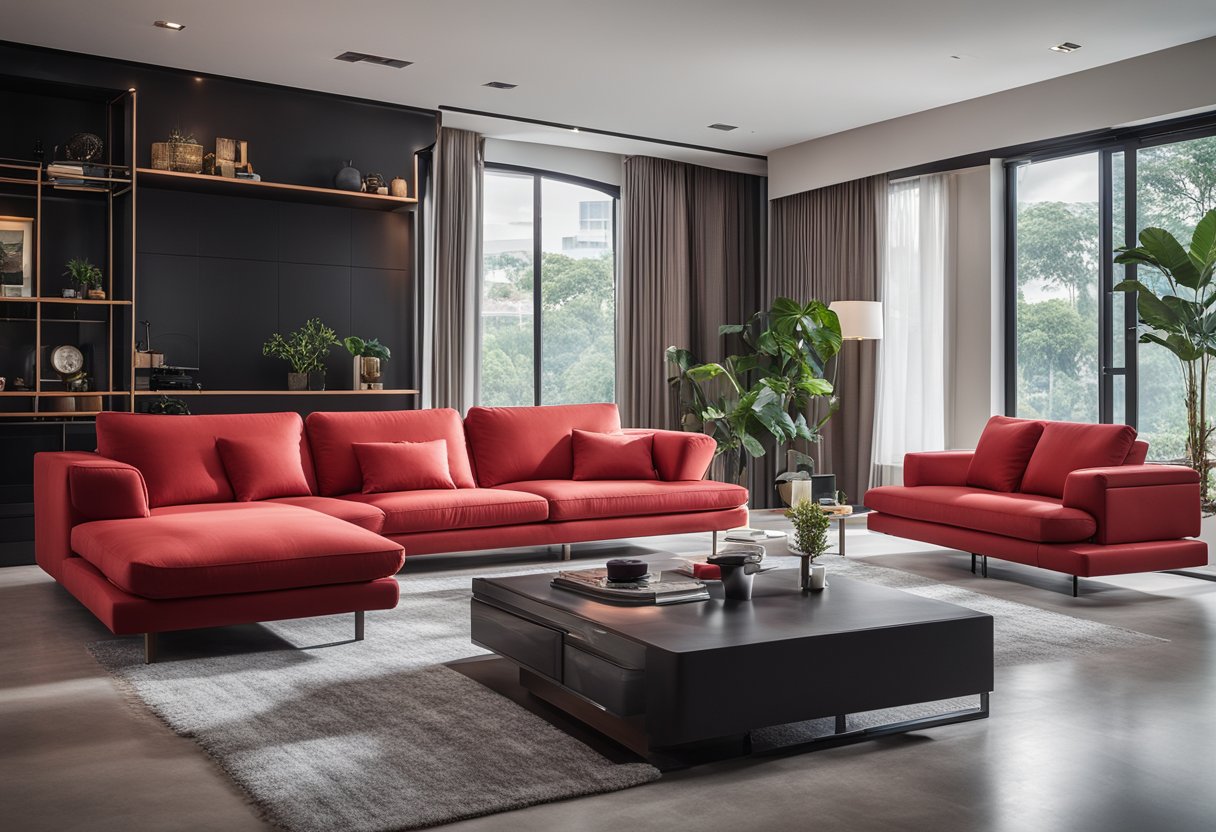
<box><xmin>471</xmin><ymin>566</ymin><xmax>993</xmax><ymax>757</ymax></box>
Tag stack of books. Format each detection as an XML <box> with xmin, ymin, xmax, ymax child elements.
<box><xmin>552</xmin><ymin>568</ymin><xmax>709</xmax><ymax>605</ymax></box>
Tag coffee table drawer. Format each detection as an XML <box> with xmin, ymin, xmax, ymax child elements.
<box><xmin>471</xmin><ymin>599</ymin><xmax>563</xmax><ymax>679</ymax></box>
<box><xmin>563</xmin><ymin>643</ymin><xmax>645</xmax><ymax>716</ymax></box>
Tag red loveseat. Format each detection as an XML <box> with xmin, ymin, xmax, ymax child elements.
<box><xmin>864</xmin><ymin>416</ymin><xmax>1206</xmax><ymax>595</ymax></box>
<box><xmin>35</xmin><ymin>404</ymin><xmax>746</xmax><ymax>661</ymax></box>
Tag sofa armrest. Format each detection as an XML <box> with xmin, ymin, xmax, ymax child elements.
<box><xmin>1063</xmin><ymin>464</ymin><xmax>1200</xmax><ymax>544</ymax></box>
<box><xmin>35</xmin><ymin>452</ymin><xmax>148</xmax><ymax>581</ymax></box>
<box><xmin>903</xmin><ymin>451</ymin><xmax>974</xmax><ymax>487</ymax></box>
<box><xmin>624</xmin><ymin>429</ymin><xmax>717</xmax><ymax>481</ymax></box>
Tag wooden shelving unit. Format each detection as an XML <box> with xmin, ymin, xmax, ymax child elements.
<box><xmin>136</xmin><ymin>168</ymin><xmax>417</xmax><ymax>211</ymax></box>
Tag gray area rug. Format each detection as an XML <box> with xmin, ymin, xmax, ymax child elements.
<box><xmin>89</xmin><ymin>541</ymin><xmax>1165</xmax><ymax>831</ymax></box>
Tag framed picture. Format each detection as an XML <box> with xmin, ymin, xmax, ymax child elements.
<box><xmin>0</xmin><ymin>216</ymin><xmax>34</xmax><ymax>298</ymax></box>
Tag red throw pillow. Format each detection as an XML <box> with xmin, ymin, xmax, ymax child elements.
<box><xmin>353</xmin><ymin>440</ymin><xmax>457</xmax><ymax>493</ymax></box>
<box><xmin>216</xmin><ymin>436</ymin><xmax>312</xmax><ymax>502</ymax></box>
<box><xmin>965</xmin><ymin>416</ymin><xmax>1045</xmax><ymax>492</ymax></box>
<box><xmin>1020</xmin><ymin>421</ymin><xmax>1137</xmax><ymax>498</ymax></box>
<box><xmin>572</xmin><ymin>430</ymin><xmax>657</xmax><ymax>480</ymax></box>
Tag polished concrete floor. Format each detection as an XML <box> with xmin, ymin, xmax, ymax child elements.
<box><xmin>3</xmin><ymin>527</ymin><xmax>1216</xmax><ymax>832</ymax></box>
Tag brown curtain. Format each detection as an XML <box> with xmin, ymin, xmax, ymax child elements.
<box><xmin>425</xmin><ymin>127</ymin><xmax>483</xmax><ymax>413</ymax></box>
<box><xmin>618</xmin><ymin>156</ymin><xmax>764</xmax><ymax>429</ymax></box>
<box><xmin>766</xmin><ymin>175</ymin><xmax>886</xmax><ymax>503</ymax></box>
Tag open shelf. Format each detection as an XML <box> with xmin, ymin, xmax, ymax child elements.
<box><xmin>132</xmin><ymin>389</ymin><xmax>419</xmax><ymax>396</ymax></box>
<box><xmin>136</xmin><ymin>168</ymin><xmax>417</xmax><ymax>211</ymax></box>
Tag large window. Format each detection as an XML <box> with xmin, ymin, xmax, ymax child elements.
<box><xmin>480</xmin><ymin>168</ymin><xmax>617</xmax><ymax>406</ymax></box>
<box><xmin>1007</xmin><ymin>121</ymin><xmax>1216</xmax><ymax>461</ymax></box>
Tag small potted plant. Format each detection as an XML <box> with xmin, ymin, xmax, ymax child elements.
<box><xmin>262</xmin><ymin>318</ymin><xmax>339</xmax><ymax>390</ymax></box>
<box><xmin>64</xmin><ymin>258</ymin><xmax>104</xmax><ymax>299</ymax></box>
<box><xmin>786</xmin><ymin>498</ymin><xmax>831</xmax><ymax>589</ymax></box>
<box><xmin>343</xmin><ymin>335</ymin><xmax>391</xmax><ymax>390</ymax></box>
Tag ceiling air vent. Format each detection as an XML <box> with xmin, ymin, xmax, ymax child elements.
<box><xmin>708</xmin><ymin>123</ymin><xmax>738</xmax><ymax>131</ymax></box>
<box><xmin>483</xmin><ymin>81</ymin><xmax>518</xmax><ymax>90</ymax></box>
<box><xmin>335</xmin><ymin>51</ymin><xmax>413</xmax><ymax>69</ymax></box>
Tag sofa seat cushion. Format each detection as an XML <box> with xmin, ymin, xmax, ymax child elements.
<box><xmin>866</xmin><ymin>485</ymin><xmax>1097</xmax><ymax>543</ymax></box>
<box><xmin>498</xmin><ymin>479</ymin><xmax>748</xmax><ymax>522</ymax></box>
<box><xmin>265</xmin><ymin>495</ymin><xmax>387</xmax><ymax>533</ymax></box>
<box><xmin>71</xmin><ymin>503</ymin><xmax>404</xmax><ymax>601</ymax></box>
<box><xmin>341</xmin><ymin>488</ymin><xmax>549</xmax><ymax>535</ymax></box>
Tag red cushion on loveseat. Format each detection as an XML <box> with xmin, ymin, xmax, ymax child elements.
<box><xmin>572</xmin><ymin>430</ymin><xmax>657</xmax><ymax>480</ymax></box>
<box><xmin>464</xmin><ymin>404</ymin><xmax>621</xmax><ymax>487</ymax></box>
<box><xmin>498</xmin><ymin>479</ymin><xmax>748</xmax><ymax>522</ymax></box>
<box><xmin>1020</xmin><ymin>421</ymin><xmax>1137</xmax><ymax>499</ymax></box>
<box><xmin>306</xmin><ymin>409</ymin><xmax>477</xmax><ymax>497</ymax></box>
<box><xmin>865</xmin><ymin>485</ymin><xmax>1097</xmax><ymax>543</ymax></box>
<box><xmin>341</xmin><ymin>487</ymin><xmax>549</xmax><ymax>535</ymax></box>
<box><xmin>96</xmin><ymin>412</ymin><xmax>313</xmax><ymax>508</ymax></box>
<box><xmin>966</xmin><ymin>416</ymin><xmax>1044</xmax><ymax>492</ymax></box>
<box><xmin>216</xmin><ymin>435</ymin><xmax>312</xmax><ymax>502</ymax></box>
<box><xmin>71</xmin><ymin>503</ymin><xmax>404</xmax><ymax>600</ymax></box>
<box><xmin>354</xmin><ymin>440</ymin><xmax>457</xmax><ymax>493</ymax></box>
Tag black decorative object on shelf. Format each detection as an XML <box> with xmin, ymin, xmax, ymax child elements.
<box><xmin>334</xmin><ymin>160</ymin><xmax>361</xmax><ymax>191</ymax></box>
<box><xmin>65</xmin><ymin>132</ymin><xmax>103</xmax><ymax>162</ymax></box>
<box><xmin>145</xmin><ymin>395</ymin><xmax>191</xmax><ymax>415</ymax></box>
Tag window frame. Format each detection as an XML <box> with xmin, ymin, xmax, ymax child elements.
<box><xmin>481</xmin><ymin>163</ymin><xmax>620</xmax><ymax>406</ymax></box>
<box><xmin>1003</xmin><ymin>112</ymin><xmax>1216</xmax><ymax>430</ymax></box>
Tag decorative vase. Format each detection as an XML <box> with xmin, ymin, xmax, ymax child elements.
<box><xmin>287</xmin><ymin>372</ymin><xmax>308</xmax><ymax>391</ymax></box>
<box><xmin>307</xmin><ymin>370</ymin><xmax>326</xmax><ymax>391</ymax></box>
<box><xmin>359</xmin><ymin>356</ymin><xmax>381</xmax><ymax>389</ymax></box>
<box><xmin>389</xmin><ymin>177</ymin><xmax>407</xmax><ymax>197</ymax></box>
<box><xmin>87</xmin><ymin>289</ymin><xmax>105</xmax><ymax>300</ymax></box>
<box><xmin>808</xmin><ymin>563</ymin><xmax>827</xmax><ymax>591</ymax></box>
<box><xmin>708</xmin><ymin>545</ymin><xmax>765</xmax><ymax>601</ymax></box>
<box><xmin>335</xmin><ymin>160</ymin><xmax>361</xmax><ymax>192</ymax></box>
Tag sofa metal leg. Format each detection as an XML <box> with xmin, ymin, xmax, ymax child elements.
<box><xmin>982</xmin><ymin>555</ymin><xmax>988</xmax><ymax>578</ymax></box>
<box><xmin>561</xmin><ymin>543</ymin><xmax>572</xmax><ymax>561</ymax></box>
<box><xmin>971</xmin><ymin>553</ymin><xmax>976</xmax><ymax>575</ymax></box>
<box><xmin>712</xmin><ymin>530</ymin><xmax>719</xmax><ymax>556</ymax></box>
<box><xmin>1072</xmin><ymin>576</ymin><xmax>1079</xmax><ymax>598</ymax></box>
<box><xmin>354</xmin><ymin>610</ymin><xmax>365</xmax><ymax>641</ymax></box>
<box><xmin>144</xmin><ymin>632</ymin><xmax>157</xmax><ymax>664</ymax></box>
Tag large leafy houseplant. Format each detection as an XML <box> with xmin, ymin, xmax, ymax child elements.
<box><xmin>667</xmin><ymin>297</ymin><xmax>842</xmax><ymax>484</ymax></box>
<box><xmin>1114</xmin><ymin>208</ymin><xmax>1216</xmax><ymax>506</ymax></box>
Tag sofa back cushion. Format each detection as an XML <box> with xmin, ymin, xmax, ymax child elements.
<box><xmin>1019</xmin><ymin>420</ymin><xmax>1138</xmax><ymax>498</ymax></box>
<box><xmin>353</xmin><ymin>440</ymin><xmax>457</xmax><ymax>493</ymax></box>
<box><xmin>464</xmin><ymin>404</ymin><xmax>621</xmax><ymax>487</ymax></box>
<box><xmin>572</xmin><ymin>430</ymin><xmax>658</xmax><ymax>480</ymax></box>
<box><xmin>965</xmin><ymin>416</ymin><xmax>1045</xmax><ymax>492</ymax></box>
<box><xmin>305</xmin><ymin>409</ymin><xmax>476</xmax><ymax>496</ymax></box>
<box><xmin>95</xmin><ymin>412</ymin><xmax>313</xmax><ymax>508</ymax></box>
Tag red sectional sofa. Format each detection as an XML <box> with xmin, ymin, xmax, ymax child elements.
<box><xmin>864</xmin><ymin>416</ymin><xmax>1206</xmax><ymax>595</ymax></box>
<box><xmin>35</xmin><ymin>403</ymin><xmax>747</xmax><ymax>660</ymax></box>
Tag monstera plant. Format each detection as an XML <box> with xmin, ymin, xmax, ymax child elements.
<box><xmin>1114</xmin><ymin>208</ymin><xmax>1216</xmax><ymax>506</ymax></box>
<box><xmin>667</xmin><ymin>297</ymin><xmax>842</xmax><ymax>485</ymax></box>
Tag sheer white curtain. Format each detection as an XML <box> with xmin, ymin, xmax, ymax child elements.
<box><xmin>873</xmin><ymin>175</ymin><xmax>954</xmax><ymax>486</ymax></box>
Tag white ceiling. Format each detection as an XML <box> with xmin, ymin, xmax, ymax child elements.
<box><xmin>5</xmin><ymin>0</ymin><xmax>1216</xmax><ymax>171</ymax></box>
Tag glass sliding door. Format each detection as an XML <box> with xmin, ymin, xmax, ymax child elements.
<box><xmin>1011</xmin><ymin>153</ymin><xmax>1102</xmax><ymax>422</ymax></box>
<box><xmin>1134</xmin><ymin>134</ymin><xmax>1216</xmax><ymax>461</ymax></box>
<box><xmin>479</xmin><ymin>167</ymin><xmax>618</xmax><ymax>407</ymax></box>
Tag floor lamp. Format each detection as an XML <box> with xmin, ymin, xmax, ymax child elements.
<box><xmin>826</xmin><ymin>300</ymin><xmax>884</xmax><ymax>496</ymax></box>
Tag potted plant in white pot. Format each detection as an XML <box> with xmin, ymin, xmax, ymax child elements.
<box><xmin>343</xmin><ymin>335</ymin><xmax>391</xmax><ymax>390</ymax></box>
<box><xmin>262</xmin><ymin>318</ymin><xmax>339</xmax><ymax>390</ymax></box>
<box><xmin>786</xmin><ymin>497</ymin><xmax>831</xmax><ymax>590</ymax></box>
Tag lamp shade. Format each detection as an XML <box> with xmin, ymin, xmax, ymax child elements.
<box><xmin>829</xmin><ymin>300</ymin><xmax>883</xmax><ymax>340</ymax></box>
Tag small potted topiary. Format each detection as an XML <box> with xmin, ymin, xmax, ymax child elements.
<box><xmin>343</xmin><ymin>335</ymin><xmax>391</xmax><ymax>390</ymax></box>
<box><xmin>262</xmin><ymin>318</ymin><xmax>340</xmax><ymax>390</ymax></box>
<box><xmin>786</xmin><ymin>498</ymin><xmax>831</xmax><ymax>590</ymax></box>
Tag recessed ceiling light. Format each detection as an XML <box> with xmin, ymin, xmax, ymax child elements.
<box><xmin>483</xmin><ymin>81</ymin><xmax>517</xmax><ymax>90</ymax></box>
<box><xmin>153</xmin><ymin>20</ymin><xmax>185</xmax><ymax>31</ymax></box>
<box><xmin>1050</xmin><ymin>42</ymin><xmax>1082</xmax><ymax>53</ymax></box>
<box><xmin>334</xmin><ymin>51</ymin><xmax>412</xmax><ymax>69</ymax></box>
<box><xmin>708</xmin><ymin>123</ymin><xmax>738</xmax><ymax>131</ymax></box>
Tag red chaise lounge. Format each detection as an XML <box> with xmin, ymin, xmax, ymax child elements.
<box><xmin>35</xmin><ymin>404</ymin><xmax>747</xmax><ymax>661</ymax></box>
<box><xmin>864</xmin><ymin>416</ymin><xmax>1206</xmax><ymax>595</ymax></box>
